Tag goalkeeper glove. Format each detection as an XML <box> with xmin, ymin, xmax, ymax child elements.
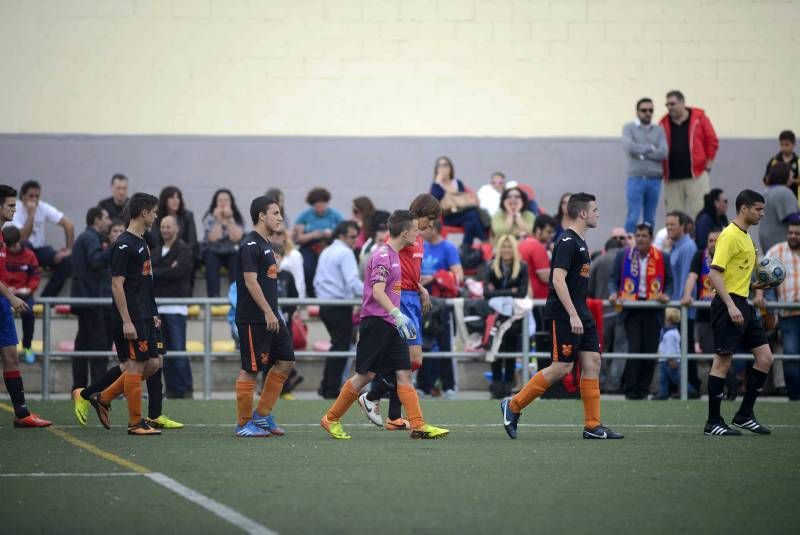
<box><xmin>390</xmin><ymin>307</ymin><xmax>417</xmax><ymax>340</ymax></box>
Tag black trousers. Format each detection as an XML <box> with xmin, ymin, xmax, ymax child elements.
<box><xmin>318</xmin><ymin>305</ymin><xmax>353</xmax><ymax>399</ymax></box>
<box><xmin>622</xmin><ymin>309</ymin><xmax>661</xmax><ymax>398</ymax></box>
<box><xmin>72</xmin><ymin>306</ymin><xmax>111</xmax><ymax>390</ymax></box>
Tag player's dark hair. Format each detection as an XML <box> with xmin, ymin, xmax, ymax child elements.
<box><xmin>0</xmin><ymin>184</ymin><xmax>17</xmax><ymax>202</ymax></box>
<box><xmin>533</xmin><ymin>214</ymin><xmax>557</xmax><ymax>232</ymax></box>
<box><xmin>334</xmin><ymin>220</ymin><xmax>359</xmax><ymax>239</ymax></box>
<box><xmin>666</xmin><ymin>90</ymin><xmax>685</xmax><ymax>102</ymax></box>
<box><xmin>735</xmin><ymin>189</ymin><xmax>765</xmax><ymax>212</ymax></box>
<box><xmin>20</xmin><ymin>180</ymin><xmax>41</xmax><ymax>197</ymax></box>
<box><xmin>388</xmin><ymin>210</ymin><xmax>415</xmax><ymax>238</ymax></box>
<box><xmin>779</xmin><ymin>130</ymin><xmax>796</xmax><ymax>144</ymax></box>
<box><xmin>636</xmin><ymin>97</ymin><xmax>653</xmax><ymax>110</ymax></box>
<box><xmin>249</xmin><ymin>195</ymin><xmax>280</xmax><ymax>225</ymax></box>
<box><xmin>409</xmin><ymin>193</ymin><xmax>441</xmax><ymax>220</ymax></box>
<box><xmin>635</xmin><ymin>222</ymin><xmax>654</xmax><ymax>237</ymax></box>
<box><xmin>2</xmin><ymin>225</ymin><xmax>20</xmax><ymax>246</ymax></box>
<box><xmin>566</xmin><ymin>192</ymin><xmax>596</xmax><ymax>219</ymax></box>
<box><xmin>111</xmin><ymin>173</ymin><xmax>127</xmax><ymax>185</ymax></box>
<box><xmin>765</xmin><ymin>161</ymin><xmax>792</xmax><ymax>186</ymax></box>
<box><xmin>86</xmin><ymin>206</ymin><xmax>105</xmax><ymax>226</ymax></box>
<box><xmin>305</xmin><ymin>187</ymin><xmax>331</xmax><ymax>205</ymax></box>
<box><xmin>124</xmin><ymin>192</ymin><xmax>158</xmax><ymax>222</ymax></box>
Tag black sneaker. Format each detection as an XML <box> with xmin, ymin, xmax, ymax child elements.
<box><xmin>500</xmin><ymin>398</ymin><xmax>520</xmax><ymax>439</ymax></box>
<box><xmin>583</xmin><ymin>425</ymin><xmax>624</xmax><ymax>439</ymax></box>
<box><xmin>732</xmin><ymin>413</ymin><xmax>772</xmax><ymax>435</ymax></box>
<box><xmin>88</xmin><ymin>393</ymin><xmax>111</xmax><ymax>430</ymax></box>
<box><xmin>704</xmin><ymin>419</ymin><xmax>742</xmax><ymax>436</ymax></box>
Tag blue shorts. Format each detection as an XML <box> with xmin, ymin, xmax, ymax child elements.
<box><xmin>400</xmin><ymin>290</ymin><xmax>423</xmax><ymax>347</ymax></box>
<box><xmin>0</xmin><ymin>297</ymin><xmax>19</xmax><ymax>348</ymax></box>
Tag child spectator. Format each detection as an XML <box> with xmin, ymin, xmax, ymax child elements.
<box><xmin>2</xmin><ymin>226</ymin><xmax>39</xmax><ymax>363</ymax></box>
<box><xmin>764</xmin><ymin>130</ymin><xmax>798</xmax><ymax>198</ymax></box>
<box><xmin>655</xmin><ymin>308</ymin><xmax>691</xmax><ymax>400</ymax></box>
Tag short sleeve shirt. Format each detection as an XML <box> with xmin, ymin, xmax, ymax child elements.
<box><xmin>518</xmin><ymin>237</ymin><xmax>550</xmax><ymax>299</ymax></box>
<box><xmin>393</xmin><ymin>234</ymin><xmax>424</xmax><ymax>291</ymax></box>
<box><xmin>110</xmin><ymin>231</ymin><xmax>156</xmax><ymax>321</ymax></box>
<box><xmin>294</xmin><ymin>207</ymin><xmax>343</xmax><ymax>233</ymax></box>
<box><xmin>235</xmin><ymin>231</ymin><xmax>279</xmax><ymax>324</ymax></box>
<box><xmin>421</xmin><ymin>240</ymin><xmax>460</xmax><ymax>276</ymax></box>
<box><xmin>360</xmin><ymin>244</ymin><xmax>401</xmax><ymax>326</ymax></box>
<box><xmin>711</xmin><ymin>222</ymin><xmax>756</xmax><ymax>298</ymax></box>
<box><xmin>543</xmin><ymin>229</ymin><xmax>592</xmax><ymax>321</ymax></box>
<box><xmin>11</xmin><ymin>200</ymin><xmax>64</xmax><ymax>248</ymax></box>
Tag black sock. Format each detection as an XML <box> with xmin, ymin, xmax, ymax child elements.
<box><xmin>707</xmin><ymin>374</ymin><xmax>725</xmax><ymax>423</ymax></box>
<box><xmin>81</xmin><ymin>366</ymin><xmax>123</xmax><ymax>400</ymax></box>
<box><xmin>4</xmin><ymin>371</ymin><xmax>30</xmax><ymax>418</ymax></box>
<box><xmin>146</xmin><ymin>370</ymin><xmax>163</xmax><ymax>419</ymax></box>
<box><xmin>366</xmin><ymin>376</ymin><xmax>389</xmax><ymax>402</ymax></box>
<box><xmin>388</xmin><ymin>387</ymin><xmax>402</xmax><ymax>420</ymax></box>
<box><xmin>738</xmin><ymin>369</ymin><xmax>768</xmax><ymax>418</ymax></box>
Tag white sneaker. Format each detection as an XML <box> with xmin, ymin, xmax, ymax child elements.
<box><xmin>358</xmin><ymin>392</ymin><xmax>383</xmax><ymax>427</ymax></box>
<box><xmin>443</xmin><ymin>389</ymin><xmax>457</xmax><ymax>400</ymax></box>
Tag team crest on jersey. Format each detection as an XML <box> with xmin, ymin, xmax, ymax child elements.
<box><xmin>392</xmin><ymin>281</ymin><xmax>402</xmax><ymax>295</ymax></box>
<box><xmin>138</xmin><ymin>340</ymin><xmax>148</xmax><ymax>352</ymax></box>
<box><xmin>260</xmin><ymin>352</ymin><xmax>270</xmax><ymax>365</ymax></box>
<box><xmin>267</xmin><ymin>264</ymin><xmax>278</xmax><ymax>279</ymax></box>
<box><xmin>580</xmin><ymin>263</ymin><xmax>590</xmax><ymax>277</ymax></box>
<box><xmin>561</xmin><ymin>344</ymin><xmax>573</xmax><ymax>357</ymax></box>
<box><xmin>142</xmin><ymin>259</ymin><xmax>152</xmax><ymax>276</ymax></box>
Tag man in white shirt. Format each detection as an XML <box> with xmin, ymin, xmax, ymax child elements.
<box><xmin>11</xmin><ymin>180</ymin><xmax>75</xmax><ymax>296</ymax></box>
<box><xmin>313</xmin><ymin>220</ymin><xmax>363</xmax><ymax>398</ymax></box>
<box><xmin>477</xmin><ymin>172</ymin><xmax>506</xmax><ymax>217</ymax></box>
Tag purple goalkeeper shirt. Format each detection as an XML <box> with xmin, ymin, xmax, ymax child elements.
<box><xmin>360</xmin><ymin>244</ymin><xmax>401</xmax><ymax>326</ymax></box>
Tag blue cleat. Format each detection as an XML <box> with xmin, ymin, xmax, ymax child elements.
<box><xmin>500</xmin><ymin>398</ymin><xmax>520</xmax><ymax>439</ymax></box>
<box><xmin>235</xmin><ymin>420</ymin><xmax>271</xmax><ymax>437</ymax></box>
<box><xmin>251</xmin><ymin>411</ymin><xmax>285</xmax><ymax>436</ymax></box>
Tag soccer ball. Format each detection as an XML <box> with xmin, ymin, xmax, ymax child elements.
<box><xmin>756</xmin><ymin>257</ymin><xmax>786</xmax><ymax>287</ymax></box>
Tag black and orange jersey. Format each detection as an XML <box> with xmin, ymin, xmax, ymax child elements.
<box><xmin>110</xmin><ymin>230</ymin><xmax>157</xmax><ymax>321</ymax></box>
<box><xmin>544</xmin><ymin>228</ymin><xmax>592</xmax><ymax>322</ymax></box>
<box><xmin>235</xmin><ymin>231</ymin><xmax>279</xmax><ymax>324</ymax></box>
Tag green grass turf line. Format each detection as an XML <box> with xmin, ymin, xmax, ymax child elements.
<box><xmin>2</xmin><ymin>400</ymin><xmax>798</xmax><ymax>534</ymax></box>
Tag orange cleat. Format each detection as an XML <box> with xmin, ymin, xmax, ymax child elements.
<box><xmin>384</xmin><ymin>417</ymin><xmax>410</xmax><ymax>431</ymax></box>
<box><xmin>14</xmin><ymin>413</ymin><xmax>52</xmax><ymax>428</ymax></box>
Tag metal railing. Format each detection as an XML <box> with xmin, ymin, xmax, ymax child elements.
<box><xmin>33</xmin><ymin>297</ymin><xmax>800</xmax><ymax>401</ymax></box>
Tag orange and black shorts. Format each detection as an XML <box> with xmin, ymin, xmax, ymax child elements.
<box><xmin>237</xmin><ymin>321</ymin><xmax>295</xmax><ymax>372</ymax></box>
<box><xmin>112</xmin><ymin>318</ymin><xmax>160</xmax><ymax>362</ymax></box>
<box><xmin>547</xmin><ymin>317</ymin><xmax>600</xmax><ymax>363</ymax></box>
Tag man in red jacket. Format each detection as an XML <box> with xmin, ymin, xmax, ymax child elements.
<box><xmin>659</xmin><ymin>90</ymin><xmax>719</xmax><ymax>218</ymax></box>
<box><xmin>2</xmin><ymin>226</ymin><xmax>39</xmax><ymax>364</ymax></box>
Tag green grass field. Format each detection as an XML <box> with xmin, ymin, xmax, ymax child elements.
<box><xmin>1</xmin><ymin>398</ymin><xmax>798</xmax><ymax>534</ymax></box>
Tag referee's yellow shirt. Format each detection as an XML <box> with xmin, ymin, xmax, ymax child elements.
<box><xmin>710</xmin><ymin>222</ymin><xmax>757</xmax><ymax>298</ymax></box>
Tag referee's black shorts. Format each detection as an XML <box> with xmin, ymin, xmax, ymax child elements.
<box><xmin>711</xmin><ymin>294</ymin><xmax>769</xmax><ymax>354</ymax></box>
<box><xmin>355</xmin><ymin>317</ymin><xmax>411</xmax><ymax>375</ymax></box>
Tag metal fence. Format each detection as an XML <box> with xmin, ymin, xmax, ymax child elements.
<box><xmin>34</xmin><ymin>297</ymin><xmax>800</xmax><ymax>401</ymax></box>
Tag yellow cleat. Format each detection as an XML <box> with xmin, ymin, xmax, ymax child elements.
<box><xmin>72</xmin><ymin>388</ymin><xmax>89</xmax><ymax>426</ymax></box>
<box><xmin>320</xmin><ymin>415</ymin><xmax>351</xmax><ymax>440</ymax></box>
<box><xmin>410</xmin><ymin>424</ymin><xmax>450</xmax><ymax>440</ymax></box>
<box><xmin>280</xmin><ymin>392</ymin><xmax>296</xmax><ymax>400</ymax></box>
<box><xmin>146</xmin><ymin>415</ymin><xmax>184</xmax><ymax>429</ymax></box>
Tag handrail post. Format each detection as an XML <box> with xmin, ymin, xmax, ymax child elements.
<box><xmin>42</xmin><ymin>301</ymin><xmax>52</xmax><ymax>401</ymax></box>
<box><xmin>680</xmin><ymin>302</ymin><xmax>689</xmax><ymax>401</ymax></box>
<box><xmin>203</xmin><ymin>302</ymin><xmax>212</xmax><ymax>400</ymax></box>
<box><xmin>521</xmin><ymin>313</ymin><xmax>530</xmax><ymax>384</ymax></box>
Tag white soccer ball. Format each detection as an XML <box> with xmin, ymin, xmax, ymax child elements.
<box><xmin>756</xmin><ymin>257</ymin><xmax>786</xmax><ymax>287</ymax></box>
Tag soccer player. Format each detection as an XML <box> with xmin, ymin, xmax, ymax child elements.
<box><xmin>0</xmin><ymin>185</ymin><xmax>50</xmax><ymax>427</ymax></box>
<box><xmin>358</xmin><ymin>194</ymin><xmax>441</xmax><ymax>431</ymax></box>
<box><xmin>321</xmin><ymin>210</ymin><xmax>448</xmax><ymax>440</ymax></box>
<box><xmin>705</xmin><ymin>189</ymin><xmax>774</xmax><ymax>436</ymax></box>
<box><xmin>501</xmin><ymin>192</ymin><xmax>623</xmax><ymax>440</ymax></box>
<box><xmin>233</xmin><ymin>195</ymin><xmax>294</xmax><ymax>438</ymax></box>
<box><xmin>87</xmin><ymin>193</ymin><xmax>166</xmax><ymax>436</ymax></box>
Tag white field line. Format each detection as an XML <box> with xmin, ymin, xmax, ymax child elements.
<box><xmin>0</xmin><ymin>472</ymin><xmax>140</xmax><ymax>477</ymax></box>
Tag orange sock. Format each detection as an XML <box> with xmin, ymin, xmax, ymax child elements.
<box><xmin>510</xmin><ymin>371</ymin><xmax>551</xmax><ymax>413</ymax></box>
<box><xmin>325</xmin><ymin>379</ymin><xmax>359</xmax><ymax>422</ymax></box>
<box><xmin>100</xmin><ymin>372</ymin><xmax>126</xmax><ymax>404</ymax></box>
<box><xmin>256</xmin><ymin>370</ymin><xmax>288</xmax><ymax>417</ymax></box>
<box><xmin>236</xmin><ymin>380</ymin><xmax>255</xmax><ymax>427</ymax></box>
<box><xmin>124</xmin><ymin>373</ymin><xmax>143</xmax><ymax>426</ymax></box>
<box><xmin>397</xmin><ymin>384</ymin><xmax>424</xmax><ymax>429</ymax></box>
<box><xmin>580</xmin><ymin>377</ymin><xmax>601</xmax><ymax>429</ymax></box>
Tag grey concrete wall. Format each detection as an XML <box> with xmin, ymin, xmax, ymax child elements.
<box><xmin>0</xmin><ymin>134</ymin><xmax>775</xmax><ymax>250</ymax></box>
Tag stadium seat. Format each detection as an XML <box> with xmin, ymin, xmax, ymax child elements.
<box><xmin>211</xmin><ymin>304</ymin><xmax>230</xmax><ymax>317</ymax></box>
<box><xmin>32</xmin><ymin>304</ymin><xmax>43</xmax><ymax>317</ymax></box>
<box><xmin>57</xmin><ymin>340</ymin><xmax>74</xmax><ymax>352</ymax></box>
<box><xmin>313</xmin><ymin>340</ymin><xmax>331</xmax><ymax>352</ymax></box>
<box><xmin>307</xmin><ymin>305</ymin><xmax>320</xmax><ymax>318</ymax></box>
<box><xmin>441</xmin><ymin>225</ymin><xmax>464</xmax><ymax>239</ymax></box>
<box><xmin>54</xmin><ymin>304</ymin><xmax>71</xmax><ymax>315</ymax></box>
<box><xmin>188</xmin><ymin>305</ymin><xmax>201</xmax><ymax>318</ymax></box>
<box><xmin>17</xmin><ymin>340</ymin><xmax>43</xmax><ymax>353</ymax></box>
<box><xmin>186</xmin><ymin>340</ymin><xmax>204</xmax><ymax>352</ymax></box>
<box><xmin>212</xmin><ymin>340</ymin><xmax>236</xmax><ymax>352</ymax></box>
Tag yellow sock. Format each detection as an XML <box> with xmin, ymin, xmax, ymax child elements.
<box><xmin>510</xmin><ymin>371</ymin><xmax>551</xmax><ymax>413</ymax></box>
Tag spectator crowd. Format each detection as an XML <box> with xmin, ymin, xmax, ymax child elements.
<box><xmin>4</xmin><ymin>90</ymin><xmax>799</xmax><ymax>402</ymax></box>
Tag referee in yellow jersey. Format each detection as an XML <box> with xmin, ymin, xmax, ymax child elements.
<box><xmin>706</xmin><ymin>189</ymin><xmax>774</xmax><ymax>436</ymax></box>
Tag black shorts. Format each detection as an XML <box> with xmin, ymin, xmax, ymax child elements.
<box><xmin>355</xmin><ymin>317</ymin><xmax>411</xmax><ymax>375</ymax></box>
<box><xmin>547</xmin><ymin>317</ymin><xmax>600</xmax><ymax>363</ymax></box>
<box><xmin>711</xmin><ymin>295</ymin><xmax>769</xmax><ymax>354</ymax></box>
<box><xmin>238</xmin><ymin>321</ymin><xmax>295</xmax><ymax>372</ymax></box>
<box><xmin>112</xmin><ymin>318</ymin><xmax>160</xmax><ymax>362</ymax></box>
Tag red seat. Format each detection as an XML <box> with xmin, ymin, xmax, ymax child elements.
<box><xmin>54</xmin><ymin>304</ymin><xmax>71</xmax><ymax>315</ymax></box>
<box><xmin>58</xmin><ymin>340</ymin><xmax>74</xmax><ymax>352</ymax></box>
<box><xmin>313</xmin><ymin>340</ymin><xmax>331</xmax><ymax>352</ymax></box>
<box><xmin>307</xmin><ymin>305</ymin><xmax>320</xmax><ymax>318</ymax></box>
<box><xmin>440</xmin><ymin>225</ymin><xmax>464</xmax><ymax>238</ymax></box>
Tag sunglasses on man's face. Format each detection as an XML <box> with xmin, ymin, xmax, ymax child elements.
<box><xmin>638</xmin><ymin>108</ymin><xmax>654</xmax><ymax>113</ymax></box>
